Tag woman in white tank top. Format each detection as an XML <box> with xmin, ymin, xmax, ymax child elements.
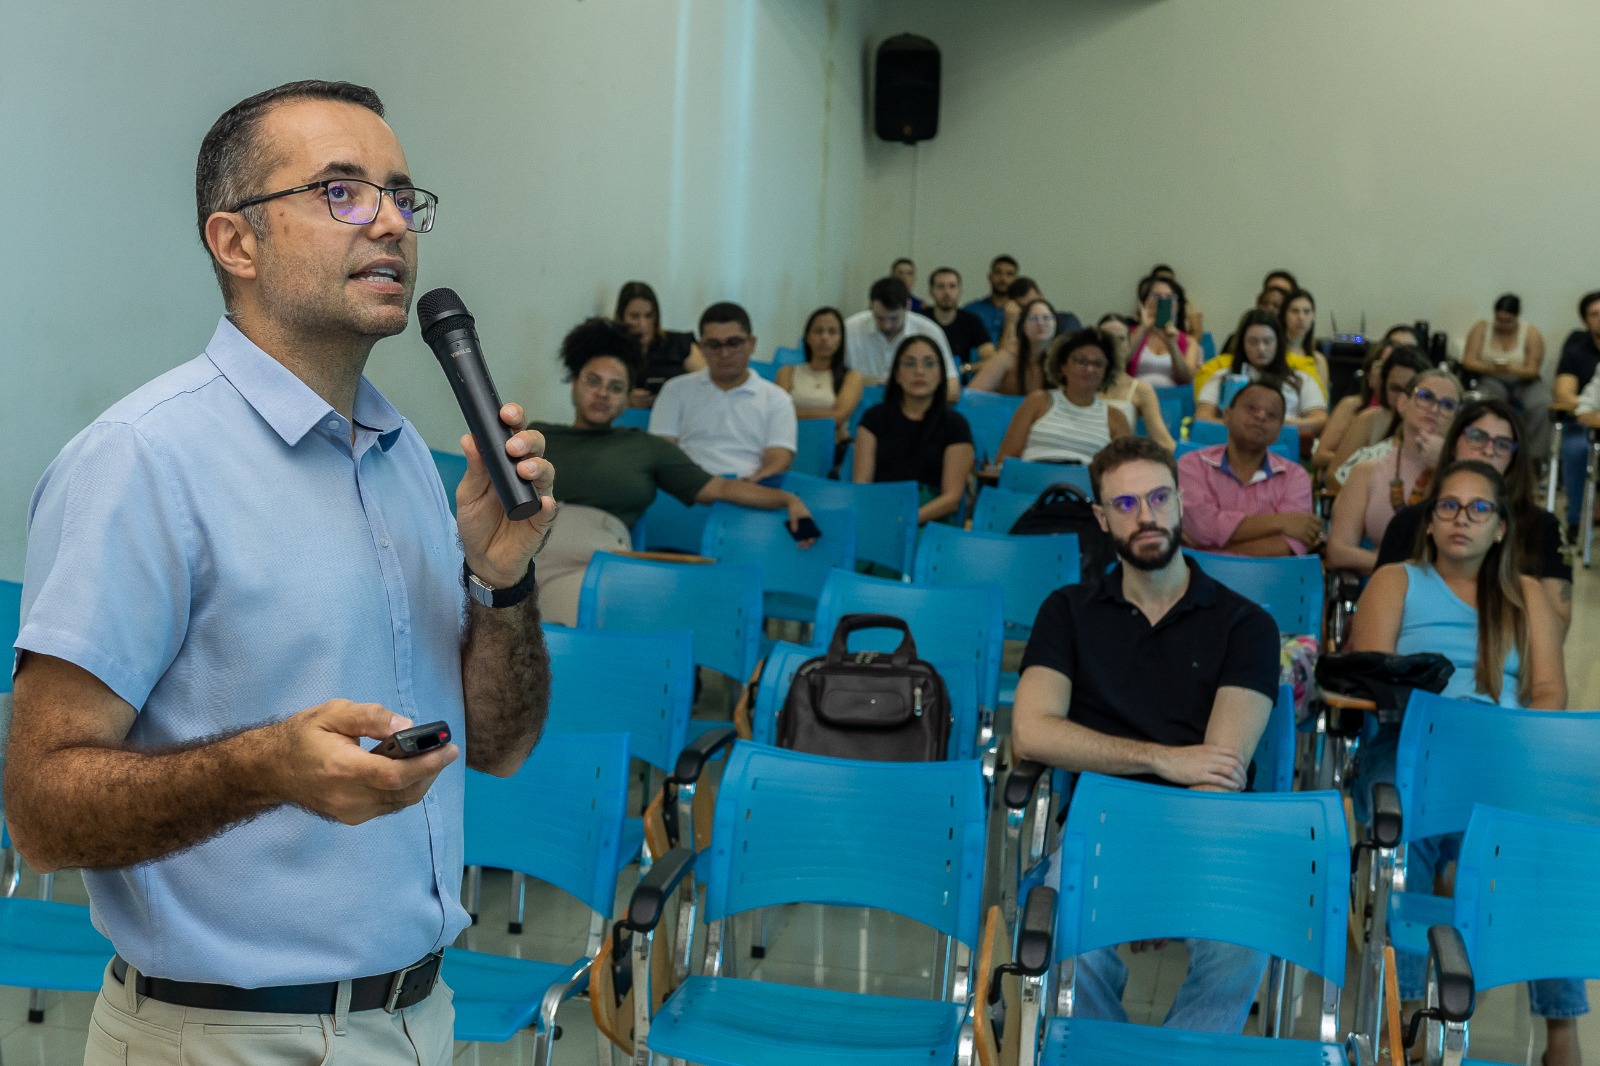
<box><xmin>996</xmin><ymin>329</ymin><xmax>1132</xmax><ymax>467</ymax></box>
<box><xmin>777</xmin><ymin>307</ymin><xmax>864</xmax><ymax>445</ymax></box>
<box><xmin>1460</xmin><ymin>293</ymin><xmax>1552</xmax><ymax>456</ymax></box>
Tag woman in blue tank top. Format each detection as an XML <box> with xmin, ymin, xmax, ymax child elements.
<box><xmin>1349</xmin><ymin>460</ymin><xmax>1579</xmax><ymax>1061</ymax></box>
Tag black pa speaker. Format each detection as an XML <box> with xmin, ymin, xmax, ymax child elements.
<box><xmin>875</xmin><ymin>34</ymin><xmax>940</xmax><ymax>144</ymax></box>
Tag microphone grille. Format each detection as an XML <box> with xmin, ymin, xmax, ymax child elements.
<box><xmin>418</xmin><ymin>287</ymin><xmax>471</xmax><ymax>341</ymax></box>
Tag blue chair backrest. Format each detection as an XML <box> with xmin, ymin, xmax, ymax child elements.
<box><xmin>791</xmin><ymin>417</ymin><xmax>837</xmax><ymax>477</ymax></box>
<box><xmin>912</xmin><ymin>524</ymin><xmax>1077</xmax><ymax>634</ymax></box>
<box><xmin>958</xmin><ymin>404</ymin><xmax>1016</xmax><ymax>468</ymax></box>
<box><xmin>543</xmin><ymin>625</ymin><xmax>694</xmax><ymax>774</ymax></box>
<box><xmin>632</xmin><ymin>491</ymin><xmax>712</xmax><ymax>553</ymax></box>
<box><xmin>1052</xmin><ymin>773</ymin><xmax>1349</xmax><ymax>982</ymax></box>
<box><xmin>814</xmin><ymin>570</ymin><xmax>1004</xmax><ymax>714</ymax></box>
<box><xmin>1394</xmin><ymin>693</ymin><xmax>1600</xmax><ymax>844</ymax></box>
<box><xmin>1173</xmin><ymin>440</ymin><xmax>1203</xmax><ymax>460</ymax></box>
<box><xmin>1453</xmin><ymin>805</ymin><xmax>1600</xmax><ymax>992</ymax></box>
<box><xmin>1200</xmin><ymin>332</ymin><xmax>1217</xmax><ymax>362</ymax></box>
<box><xmin>1187</xmin><ymin>550</ymin><xmax>1324</xmax><ymax>638</ymax></box>
<box><xmin>1252</xmin><ymin>684</ymin><xmax>1297</xmax><ymax>794</ymax></box>
<box><xmin>430</xmin><ymin>449</ymin><xmax>468</xmax><ymax>515</ymax></box>
<box><xmin>997</xmin><ymin>459</ymin><xmax>1092</xmax><ymax>497</ymax></box>
<box><xmin>1153</xmin><ymin>383</ymin><xmax>1196</xmax><ymax>424</ymax></box>
<box><xmin>1185</xmin><ymin>417</ymin><xmax>1296</xmax><ymax>459</ymax></box>
<box><xmin>971</xmin><ymin>486</ymin><xmax>1038</xmax><ymax>534</ymax></box>
<box><xmin>614</xmin><ymin>407</ymin><xmax>652</xmax><ymax>430</ymax></box>
<box><xmin>463</xmin><ymin>732</ymin><xmax>632</xmax><ymax>917</ymax></box>
<box><xmin>702</xmin><ymin>743</ymin><xmax>988</xmax><ymax>946</ymax></box>
<box><xmin>748</xmin><ymin>641</ymin><xmax>979</xmax><ymax>760</ymax></box>
<box><xmin>0</xmin><ymin>580</ymin><xmax>21</xmax><ymax>696</ymax></box>
<box><xmin>956</xmin><ymin>389</ymin><xmax>1025</xmax><ymax>415</ymax></box>
<box><xmin>773</xmin><ymin>345</ymin><xmax>805</xmax><ymax>367</ymax></box>
<box><xmin>1219</xmin><ymin>374</ymin><xmax>1249</xmax><ymax>408</ymax></box>
<box><xmin>700</xmin><ymin>504</ymin><xmax>857</xmax><ymax>605</ymax></box>
<box><xmin>577</xmin><ymin>553</ymin><xmax>762</xmax><ymax>682</ymax></box>
<box><xmin>750</xmin><ymin>360</ymin><xmax>782</xmax><ymax>382</ymax></box>
<box><xmin>782</xmin><ymin>473</ymin><xmax>919</xmax><ymax>575</ymax></box>
<box><xmin>848</xmin><ymin>385</ymin><xmax>886</xmax><ymax>435</ymax></box>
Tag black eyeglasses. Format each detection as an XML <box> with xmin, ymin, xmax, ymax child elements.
<box><xmin>1433</xmin><ymin>497</ymin><xmax>1499</xmax><ymax>524</ymax></box>
<box><xmin>232</xmin><ymin>179</ymin><xmax>438</xmax><ymax>233</ymax></box>
<box><xmin>1460</xmin><ymin>425</ymin><xmax>1518</xmax><ymax>458</ymax></box>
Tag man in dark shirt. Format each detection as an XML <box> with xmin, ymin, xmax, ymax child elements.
<box><xmin>926</xmin><ymin>267</ymin><xmax>994</xmax><ymax>370</ymax></box>
<box><xmin>1011</xmin><ymin>436</ymin><xmax>1279</xmax><ymax>1034</ymax></box>
<box><xmin>964</xmin><ymin>254</ymin><xmax>1018</xmax><ymax>343</ymax></box>
<box><xmin>1555</xmin><ymin>290</ymin><xmax>1600</xmax><ymax>533</ymax></box>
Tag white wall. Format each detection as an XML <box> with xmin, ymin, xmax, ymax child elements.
<box><xmin>860</xmin><ymin>0</ymin><xmax>1600</xmax><ymax>360</ymax></box>
<box><xmin>0</xmin><ymin>0</ymin><xmax>870</xmax><ymax>578</ymax></box>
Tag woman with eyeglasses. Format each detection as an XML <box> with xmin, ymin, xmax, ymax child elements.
<box><xmin>996</xmin><ymin>329</ymin><xmax>1132</xmax><ymax>468</ymax></box>
<box><xmin>1312</xmin><ymin>341</ymin><xmax>1393</xmax><ymax>474</ymax></box>
<box><xmin>1376</xmin><ymin>399</ymin><xmax>1571</xmax><ymax>634</ymax></box>
<box><xmin>853</xmin><ymin>335</ymin><xmax>974</xmax><ymax>525</ymax></box>
<box><xmin>615</xmin><ymin>281</ymin><xmax>706</xmax><ymax>409</ymax></box>
<box><xmin>1351</xmin><ymin>460</ymin><xmax>1578</xmax><ymax>1064</ymax></box>
<box><xmin>1325</xmin><ymin>345</ymin><xmax>1435</xmax><ymax>486</ymax></box>
<box><xmin>531</xmin><ymin>318</ymin><xmax>812</xmax><ymax>625</ymax></box>
<box><xmin>967</xmin><ymin>298</ymin><xmax>1057</xmax><ymax>395</ymax></box>
<box><xmin>1325</xmin><ymin>368</ymin><xmax>1461</xmax><ymax>576</ymax></box>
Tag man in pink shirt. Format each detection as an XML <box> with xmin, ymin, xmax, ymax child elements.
<box><xmin>1178</xmin><ymin>382</ymin><xmax>1321</xmax><ymax>556</ymax></box>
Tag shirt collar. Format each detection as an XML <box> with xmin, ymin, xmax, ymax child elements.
<box><xmin>204</xmin><ymin>317</ymin><xmax>405</xmax><ymax>450</ymax></box>
<box><xmin>1094</xmin><ymin>555</ymin><xmax>1218</xmax><ymax>616</ymax></box>
<box><xmin>1201</xmin><ymin>443</ymin><xmax>1286</xmax><ymax>485</ymax></box>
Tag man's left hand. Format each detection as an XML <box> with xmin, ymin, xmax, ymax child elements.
<box><xmin>456</xmin><ymin>402</ymin><xmax>556</xmax><ymax>587</ymax></box>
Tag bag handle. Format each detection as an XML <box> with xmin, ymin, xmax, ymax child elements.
<box><xmin>825</xmin><ymin>612</ymin><xmax>917</xmax><ymax>666</ymax></box>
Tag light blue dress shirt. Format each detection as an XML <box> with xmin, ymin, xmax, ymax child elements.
<box><xmin>17</xmin><ymin>317</ymin><xmax>471</xmax><ymax>986</ymax></box>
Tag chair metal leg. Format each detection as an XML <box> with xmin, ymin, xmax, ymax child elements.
<box><xmin>27</xmin><ymin>988</ymin><xmax>44</xmax><ymax>1024</ymax></box>
<box><xmin>508</xmin><ymin>871</ymin><xmax>526</xmax><ymax>934</ymax></box>
<box><xmin>464</xmin><ymin>865</ymin><xmax>482</xmax><ymax>925</ymax></box>
<box><xmin>1582</xmin><ymin>436</ymin><xmax>1598</xmax><ymax>568</ymax></box>
<box><xmin>1263</xmin><ymin>958</ymin><xmax>1290</xmax><ymax>1037</ymax></box>
<box><xmin>1353</xmin><ymin>845</ymin><xmax>1396</xmax><ymax>1049</ymax></box>
<box><xmin>1546</xmin><ymin>419</ymin><xmax>1562</xmax><ymax>514</ymax></box>
<box><xmin>749</xmin><ymin>907</ymin><xmax>767</xmax><ymax>959</ymax></box>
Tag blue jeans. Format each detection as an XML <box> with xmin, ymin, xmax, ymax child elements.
<box><xmin>1352</xmin><ymin>729</ymin><xmax>1589</xmax><ymax>1016</ymax></box>
<box><xmin>1073</xmin><ymin>939</ymin><xmax>1270</xmax><ymax>1033</ymax></box>
<box><xmin>1561</xmin><ymin>421</ymin><xmax>1590</xmax><ymax>527</ymax></box>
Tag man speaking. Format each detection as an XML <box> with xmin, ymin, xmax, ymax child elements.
<box><xmin>6</xmin><ymin>80</ymin><xmax>554</xmax><ymax>1064</ymax></box>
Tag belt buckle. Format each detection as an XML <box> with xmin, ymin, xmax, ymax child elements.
<box><xmin>384</xmin><ymin>953</ymin><xmax>440</xmax><ymax>1014</ymax></box>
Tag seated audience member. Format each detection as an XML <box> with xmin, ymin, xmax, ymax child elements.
<box><xmin>615</xmin><ymin>280</ymin><xmax>705</xmax><ymax>408</ymax></box>
<box><xmin>996</xmin><ymin>329</ymin><xmax>1133</xmax><ymax>466</ymax></box>
<box><xmin>964</xmin><ymin>254</ymin><xmax>1019</xmax><ymax>343</ymax></box>
<box><xmin>1313</xmin><ymin>344</ymin><xmax>1389</xmax><ymax>474</ymax></box>
<box><xmin>1554</xmin><ymin>290</ymin><xmax>1600</xmax><ymax>538</ymax></box>
<box><xmin>1325</xmin><ymin>368</ymin><xmax>1460</xmax><ymax>575</ymax></box>
<box><xmin>1377</xmin><ymin>399</ymin><xmax>1571</xmax><ymax>633</ymax></box>
<box><xmin>1011</xmin><ymin>436</ymin><xmax>1280</xmax><ymax>1035</ymax></box>
<box><xmin>1099</xmin><ymin>318</ymin><xmax>1175</xmax><ymax>450</ymax></box>
<box><xmin>968</xmin><ymin>298</ymin><xmax>1056</xmax><ymax>395</ymax></box>
<box><xmin>650</xmin><ymin>302</ymin><xmax>798</xmax><ymax>480</ymax></box>
<box><xmin>1326</xmin><ymin>345</ymin><xmax>1435</xmax><ymax>484</ymax></box>
<box><xmin>1461</xmin><ymin>293</ymin><xmax>1551</xmax><ymax>457</ymax></box>
<box><xmin>1194</xmin><ymin>310</ymin><xmax>1327</xmax><ymax>439</ymax></box>
<box><xmin>1179</xmin><ymin>382</ymin><xmax>1319</xmax><ymax>556</ymax></box>
<box><xmin>1127</xmin><ymin>273</ymin><xmax>1199</xmax><ymax>387</ymax></box>
<box><xmin>1215</xmin><ymin>283</ymin><xmax>1300</xmax><ymax>359</ymax></box>
<box><xmin>853</xmin><ymin>335</ymin><xmax>974</xmax><ymax>525</ymax></box>
<box><xmin>844</xmin><ymin>276</ymin><xmax>960</xmax><ymax>400</ymax></box>
<box><xmin>1149</xmin><ymin>263</ymin><xmax>1204</xmax><ymax>337</ymax></box>
<box><xmin>1262</xmin><ymin>268</ymin><xmax>1298</xmax><ymax>301</ymax></box>
<box><xmin>1350</xmin><ymin>460</ymin><xmax>1578</xmax><ymax>1064</ymax></box>
<box><xmin>891</xmin><ymin>256</ymin><xmax>925</xmax><ymax>312</ymax></box>
<box><xmin>535</xmin><ymin>318</ymin><xmax>813</xmax><ymax>625</ymax></box>
<box><xmin>925</xmin><ymin>266</ymin><xmax>995</xmax><ymax>369</ymax></box>
<box><xmin>1281</xmin><ymin>288</ymin><xmax>1332</xmax><ymax>394</ymax></box>
<box><xmin>995</xmin><ymin>277</ymin><xmax>1083</xmax><ymax>357</ymax></box>
<box><xmin>1097</xmin><ymin>312</ymin><xmax>1134</xmax><ymax>365</ymax></box>
<box><xmin>776</xmin><ymin>307</ymin><xmax>863</xmax><ymax>445</ymax></box>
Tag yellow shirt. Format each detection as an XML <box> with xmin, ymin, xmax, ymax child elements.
<box><xmin>1192</xmin><ymin>351</ymin><xmax>1326</xmax><ymax>400</ymax></box>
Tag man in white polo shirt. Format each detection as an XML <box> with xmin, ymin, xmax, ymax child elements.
<box><xmin>649</xmin><ymin>301</ymin><xmax>798</xmax><ymax>481</ymax></box>
<box><xmin>844</xmin><ymin>277</ymin><xmax>960</xmax><ymax>400</ymax></box>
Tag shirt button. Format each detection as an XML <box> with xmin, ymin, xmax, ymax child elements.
<box><xmin>380</xmin><ymin>538</ymin><xmax>391</xmax><ymax>549</ymax></box>
<box><xmin>327</xmin><ymin>419</ymin><xmax>340</xmax><ymax>430</ymax></box>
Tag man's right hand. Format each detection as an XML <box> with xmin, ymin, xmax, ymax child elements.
<box><xmin>265</xmin><ymin>700</ymin><xmax>458</xmax><ymax>825</ymax></box>
<box><xmin>1280</xmin><ymin>512</ymin><xmax>1325</xmax><ymax>548</ymax></box>
<box><xmin>1150</xmin><ymin>743</ymin><xmax>1247</xmax><ymax>791</ymax></box>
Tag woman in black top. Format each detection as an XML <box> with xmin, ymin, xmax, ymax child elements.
<box><xmin>1554</xmin><ymin>289</ymin><xmax>1600</xmax><ymax>535</ymax></box>
<box><xmin>1376</xmin><ymin>398</ymin><xmax>1571</xmax><ymax>635</ymax></box>
<box><xmin>853</xmin><ymin>334</ymin><xmax>974</xmax><ymax>524</ymax></box>
<box><xmin>615</xmin><ymin>280</ymin><xmax>705</xmax><ymax>408</ymax></box>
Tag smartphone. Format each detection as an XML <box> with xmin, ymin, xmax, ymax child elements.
<box><xmin>372</xmin><ymin>721</ymin><xmax>452</xmax><ymax>759</ymax></box>
<box><xmin>1154</xmin><ymin>295</ymin><xmax>1174</xmax><ymax>331</ymax></box>
<box><xmin>789</xmin><ymin>516</ymin><xmax>823</xmax><ymax>542</ymax></box>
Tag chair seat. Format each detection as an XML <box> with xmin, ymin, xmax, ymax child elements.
<box><xmin>620</xmin><ymin>818</ymin><xmax>645</xmax><ymax>871</ymax></box>
<box><xmin>442</xmin><ymin>948</ymin><xmax>586</xmax><ymax>1043</ymax></box>
<box><xmin>1040</xmin><ymin>1015</ymin><xmax>1347</xmax><ymax>1065</ymax></box>
<box><xmin>763</xmin><ymin>591</ymin><xmax>820</xmax><ymax>624</ymax></box>
<box><xmin>647</xmin><ymin>975</ymin><xmax>967</xmax><ymax>1066</ymax></box>
<box><xmin>0</xmin><ymin>898</ymin><xmax>113</xmax><ymax>991</ymax></box>
<box><xmin>1387</xmin><ymin>889</ymin><xmax>1452</xmax><ymax>960</ymax></box>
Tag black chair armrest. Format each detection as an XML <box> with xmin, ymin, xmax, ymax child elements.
<box><xmin>1370</xmin><ymin>782</ymin><xmax>1402</xmax><ymax>849</ymax></box>
<box><xmin>1016</xmin><ymin>885</ymin><xmax>1057</xmax><ymax>976</ymax></box>
<box><xmin>1426</xmin><ymin>924</ymin><xmax>1476</xmax><ymax>1023</ymax></box>
<box><xmin>1004</xmin><ymin>759</ymin><xmax>1048</xmax><ymax>811</ymax></box>
<box><xmin>671</xmin><ymin>728</ymin><xmax>737</xmax><ymax>785</ymax></box>
<box><xmin>622</xmin><ymin>847</ymin><xmax>698</xmax><ymax>934</ymax></box>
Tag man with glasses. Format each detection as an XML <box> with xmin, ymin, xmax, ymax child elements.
<box><xmin>843</xmin><ymin>277</ymin><xmax>961</xmax><ymax>399</ymax></box>
<box><xmin>9</xmin><ymin>81</ymin><xmax>554</xmax><ymax>1065</ymax></box>
<box><xmin>1011</xmin><ymin>436</ymin><xmax>1280</xmax><ymax>1034</ymax></box>
<box><xmin>649</xmin><ymin>301</ymin><xmax>798</xmax><ymax>481</ymax></box>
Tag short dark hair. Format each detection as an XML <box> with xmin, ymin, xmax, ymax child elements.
<box><xmin>1149</xmin><ymin>263</ymin><xmax>1176</xmax><ymax>279</ymax></box>
<box><xmin>869</xmin><ymin>276</ymin><xmax>910</xmax><ymax>311</ymax></box>
<box><xmin>991</xmin><ymin>255</ymin><xmax>1018</xmax><ymax>270</ymax></box>
<box><xmin>1089</xmin><ymin>436</ymin><xmax>1179</xmax><ymax>504</ymax></box>
<box><xmin>699</xmin><ymin>301</ymin><xmax>752</xmax><ymax>335</ymax></box>
<box><xmin>1262</xmin><ymin>269</ymin><xmax>1298</xmax><ymax>291</ymax></box>
<box><xmin>930</xmin><ymin>266</ymin><xmax>961</xmax><ymax>285</ymax></box>
<box><xmin>196</xmin><ymin>80</ymin><xmax>385</xmax><ymax>303</ymax></box>
<box><xmin>559</xmin><ymin>317</ymin><xmax>637</xmax><ymax>385</ymax></box>
<box><xmin>892</xmin><ymin>257</ymin><xmax>914</xmax><ymax>270</ymax></box>
<box><xmin>1005</xmin><ymin>276</ymin><xmax>1041</xmax><ymax>301</ymax></box>
<box><xmin>1580</xmin><ymin>291</ymin><xmax>1600</xmax><ymax>320</ymax></box>
<box><xmin>1493</xmin><ymin>293</ymin><xmax>1521</xmax><ymax>317</ymax></box>
<box><xmin>1228</xmin><ymin>379</ymin><xmax>1287</xmax><ymax>417</ymax></box>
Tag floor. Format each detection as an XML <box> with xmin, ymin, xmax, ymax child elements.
<box><xmin>8</xmin><ymin>561</ymin><xmax>1600</xmax><ymax>1065</ymax></box>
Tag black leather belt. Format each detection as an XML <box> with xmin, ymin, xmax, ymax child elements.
<box><xmin>110</xmin><ymin>952</ymin><xmax>442</xmax><ymax>1015</ymax></box>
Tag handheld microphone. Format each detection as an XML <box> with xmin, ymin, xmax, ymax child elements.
<box><xmin>418</xmin><ymin>288</ymin><xmax>543</xmax><ymax>521</ymax></box>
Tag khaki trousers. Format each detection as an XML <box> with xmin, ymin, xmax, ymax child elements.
<box><xmin>535</xmin><ymin>503</ymin><xmax>631</xmax><ymax>627</ymax></box>
<box><xmin>83</xmin><ymin>960</ymin><xmax>454</xmax><ymax>1066</ymax></box>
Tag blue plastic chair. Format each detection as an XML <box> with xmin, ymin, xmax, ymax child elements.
<box><xmin>1219</xmin><ymin>373</ymin><xmax>1249</xmax><ymax>409</ymax></box>
<box><xmin>956</xmin><ymin>388</ymin><xmax>1025</xmax><ymax>416</ymax></box>
<box><xmin>848</xmin><ymin>384</ymin><xmax>886</xmax><ymax>435</ymax></box>
<box><xmin>614</xmin><ymin>407</ymin><xmax>652</xmax><ymax>430</ymax></box>
<box><xmin>1200</xmin><ymin>332</ymin><xmax>1217</xmax><ymax>362</ymax></box>
<box><xmin>0</xmin><ymin>580</ymin><xmax>21</xmax><ymax>696</ymax></box>
<box><xmin>633</xmin><ymin>743</ymin><xmax>989</xmax><ymax>1065</ymax></box>
<box><xmin>1015</xmin><ymin>773</ymin><xmax>1352</xmax><ymax>1066</ymax></box>
<box><xmin>1153</xmin><ymin>383</ymin><xmax>1195</xmax><ymax>428</ymax></box>
<box><xmin>445</xmin><ymin>733</ymin><xmax>633</xmax><ymax>1060</ymax></box>
<box><xmin>997</xmin><ymin>458</ymin><xmax>1092</xmax><ymax>498</ymax></box>
<box><xmin>791</xmin><ymin>417</ymin><xmax>837</xmax><ymax>477</ymax></box>
<box><xmin>1173</xmin><ymin>440</ymin><xmax>1203</xmax><ymax>460</ymax></box>
<box><xmin>749</xmin><ymin>361</ymin><xmax>782</xmax><ymax>382</ymax></box>
<box><xmin>913</xmin><ymin>523</ymin><xmax>1076</xmax><ymax>643</ymax></box>
<box><xmin>577</xmin><ymin>553</ymin><xmax>762</xmax><ymax>684</ymax></box>
<box><xmin>1253</xmin><ymin>684</ymin><xmax>1298</xmax><ymax>795</ymax></box>
<box><xmin>429</xmin><ymin>449</ymin><xmax>468</xmax><ymax>515</ymax></box>
<box><xmin>970</xmin><ymin>487</ymin><xmax>1036</xmax><ymax>535</ymax></box>
<box><xmin>960</xmin><ymin>403</ymin><xmax>1017</xmax><ymax>468</ymax></box>
<box><xmin>632</xmin><ymin>491</ymin><xmax>713</xmax><ymax>554</ymax></box>
<box><xmin>780</xmin><ymin>473</ymin><xmax>919</xmax><ymax>576</ymax></box>
<box><xmin>0</xmin><ymin>820</ymin><xmax>115</xmax><ymax>1024</ymax></box>
<box><xmin>1187</xmin><ymin>418</ymin><xmax>1298</xmax><ymax>461</ymax></box>
<box><xmin>700</xmin><ymin>505</ymin><xmax>856</xmax><ymax>624</ymax></box>
<box><xmin>1187</xmin><ymin>551</ymin><xmax>1324</xmax><ymax>639</ymax></box>
<box><xmin>772</xmin><ymin>345</ymin><xmax>805</xmax><ymax>367</ymax></box>
<box><xmin>544</xmin><ymin>625</ymin><xmax>694</xmax><ymax>777</ymax></box>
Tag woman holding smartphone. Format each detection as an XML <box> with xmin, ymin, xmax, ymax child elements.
<box><xmin>1126</xmin><ymin>274</ymin><xmax>1198</xmax><ymax>387</ymax></box>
